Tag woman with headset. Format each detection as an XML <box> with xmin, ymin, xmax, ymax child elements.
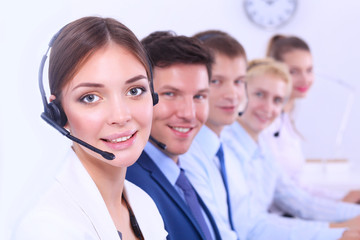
<box><xmin>222</xmin><ymin>58</ymin><xmax>360</xmax><ymax>239</ymax></box>
<box><xmin>260</xmin><ymin>35</ymin><xmax>360</xmax><ymax>204</ymax></box>
<box><xmin>14</xmin><ymin>16</ymin><xmax>167</xmax><ymax>240</ymax></box>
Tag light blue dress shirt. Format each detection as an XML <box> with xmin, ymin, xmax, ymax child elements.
<box><xmin>144</xmin><ymin>142</ymin><xmax>215</xmax><ymax>239</ymax></box>
<box><xmin>181</xmin><ymin>126</ymin><xmax>242</xmax><ymax>240</ymax></box>
<box><xmin>221</xmin><ymin>121</ymin><xmax>358</xmax><ymax>239</ymax></box>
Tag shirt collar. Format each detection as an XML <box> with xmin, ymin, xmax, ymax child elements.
<box><xmin>144</xmin><ymin>142</ymin><xmax>180</xmax><ymax>186</ymax></box>
<box><xmin>194</xmin><ymin>125</ymin><xmax>221</xmax><ymax>160</ymax></box>
<box><xmin>225</xmin><ymin>121</ymin><xmax>263</xmax><ymax>160</ymax></box>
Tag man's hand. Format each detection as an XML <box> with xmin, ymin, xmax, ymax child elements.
<box><xmin>339</xmin><ymin>229</ymin><xmax>360</xmax><ymax>240</ymax></box>
<box><xmin>342</xmin><ymin>190</ymin><xmax>360</xmax><ymax>204</ymax></box>
<box><xmin>330</xmin><ymin>215</ymin><xmax>360</xmax><ymax>230</ymax></box>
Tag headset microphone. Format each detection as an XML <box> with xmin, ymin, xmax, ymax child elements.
<box><xmin>41</xmin><ymin>113</ymin><xmax>115</xmax><ymax>160</ymax></box>
<box><xmin>273</xmin><ymin>111</ymin><xmax>284</xmax><ymax>138</ymax></box>
<box><xmin>273</xmin><ymin>130</ymin><xmax>280</xmax><ymax>138</ymax></box>
<box><xmin>149</xmin><ymin>135</ymin><xmax>167</xmax><ymax>150</ymax></box>
<box><xmin>238</xmin><ymin>82</ymin><xmax>248</xmax><ymax>117</ymax></box>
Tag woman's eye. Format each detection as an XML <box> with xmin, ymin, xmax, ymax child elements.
<box><xmin>289</xmin><ymin>69</ymin><xmax>299</xmax><ymax>75</ymax></box>
<box><xmin>80</xmin><ymin>94</ymin><xmax>100</xmax><ymax>103</ymax></box>
<box><xmin>274</xmin><ymin>97</ymin><xmax>283</xmax><ymax>104</ymax></box>
<box><xmin>127</xmin><ymin>87</ymin><xmax>145</xmax><ymax>96</ymax></box>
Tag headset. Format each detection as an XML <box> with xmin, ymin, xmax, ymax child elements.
<box><xmin>273</xmin><ymin>111</ymin><xmax>284</xmax><ymax>137</ymax></box>
<box><xmin>39</xmin><ymin>26</ymin><xmax>159</xmax><ymax>160</ymax></box>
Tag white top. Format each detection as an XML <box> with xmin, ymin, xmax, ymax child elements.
<box><xmin>13</xmin><ymin>149</ymin><xmax>167</xmax><ymax>240</ymax></box>
<box><xmin>260</xmin><ymin>113</ymin><xmax>346</xmax><ymax>200</ymax></box>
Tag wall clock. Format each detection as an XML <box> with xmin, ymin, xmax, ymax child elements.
<box><xmin>244</xmin><ymin>0</ymin><xmax>298</xmax><ymax>30</ymax></box>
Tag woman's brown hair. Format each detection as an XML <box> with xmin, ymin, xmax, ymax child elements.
<box><xmin>266</xmin><ymin>34</ymin><xmax>310</xmax><ymax>61</ymax></box>
<box><xmin>49</xmin><ymin>16</ymin><xmax>150</xmax><ymax>101</ymax></box>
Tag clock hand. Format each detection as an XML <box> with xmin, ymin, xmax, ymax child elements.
<box><xmin>262</xmin><ymin>0</ymin><xmax>278</xmax><ymax>5</ymax></box>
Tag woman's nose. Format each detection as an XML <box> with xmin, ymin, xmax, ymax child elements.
<box><xmin>107</xmin><ymin>97</ymin><xmax>132</xmax><ymax>126</ymax></box>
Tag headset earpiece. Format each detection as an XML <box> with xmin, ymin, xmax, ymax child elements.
<box><xmin>45</xmin><ymin>100</ymin><xmax>68</xmax><ymax>127</ymax></box>
<box><xmin>147</xmin><ymin>58</ymin><xmax>159</xmax><ymax>106</ymax></box>
<box><xmin>152</xmin><ymin>92</ymin><xmax>159</xmax><ymax>106</ymax></box>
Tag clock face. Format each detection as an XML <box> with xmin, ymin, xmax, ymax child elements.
<box><xmin>244</xmin><ymin>0</ymin><xmax>297</xmax><ymax>30</ymax></box>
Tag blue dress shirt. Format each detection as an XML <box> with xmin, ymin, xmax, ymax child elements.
<box><xmin>181</xmin><ymin>125</ymin><xmax>242</xmax><ymax>240</ymax></box>
<box><xmin>221</xmin><ymin>121</ymin><xmax>358</xmax><ymax>239</ymax></box>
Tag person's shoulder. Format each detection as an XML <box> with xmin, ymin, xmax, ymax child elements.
<box><xmin>126</xmin><ymin>155</ymin><xmax>154</xmax><ymax>181</ymax></box>
<box><xmin>13</xmin><ymin>183</ymin><xmax>96</xmax><ymax>239</ymax></box>
<box><xmin>125</xmin><ymin>180</ymin><xmax>163</xmax><ymax>207</ymax></box>
<box><xmin>124</xmin><ymin>180</ymin><xmax>168</xmax><ymax>239</ymax></box>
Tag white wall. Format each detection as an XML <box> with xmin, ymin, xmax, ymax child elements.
<box><xmin>1</xmin><ymin>0</ymin><xmax>360</xmax><ymax>238</ymax></box>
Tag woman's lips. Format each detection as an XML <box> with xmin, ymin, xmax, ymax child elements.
<box><xmin>101</xmin><ymin>131</ymin><xmax>137</xmax><ymax>151</ymax></box>
<box><xmin>295</xmin><ymin>86</ymin><xmax>309</xmax><ymax>93</ymax></box>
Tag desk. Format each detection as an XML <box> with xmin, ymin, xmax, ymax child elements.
<box><xmin>300</xmin><ymin>159</ymin><xmax>360</xmax><ymax>196</ymax></box>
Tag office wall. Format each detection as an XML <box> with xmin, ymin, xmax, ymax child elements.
<box><xmin>1</xmin><ymin>0</ymin><xmax>360</xmax><ymax>238</ymax></box>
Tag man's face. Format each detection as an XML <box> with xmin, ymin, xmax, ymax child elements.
<box><xmin>206</xmin><ymin>53</ymin><xmax>247</xmax><ymax>136</ymax></box>
<box><xmin>151</xmin><ymin>63</ymin><xmax>209</xmax><ymax>162</ymax></box>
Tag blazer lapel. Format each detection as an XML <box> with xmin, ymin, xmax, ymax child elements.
<box><xmin>137</xmin><ymin>152</ymin><xmax>206</xmax><ymax>238</ymax></box>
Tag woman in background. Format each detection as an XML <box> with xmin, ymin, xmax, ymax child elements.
<box><xmin>260</xmin><ymin>34</ymin><xmax>360</xmax><ymax>203</ymax></box>
<box><xmin>223</xmin><ymin>58</ymin><xmax>360</xmax><ymax>239</ymax></box>
<box><xmin>14</xmin><ymin>16</ymin><xmax>167</xmax><ymax>240</ymax></box>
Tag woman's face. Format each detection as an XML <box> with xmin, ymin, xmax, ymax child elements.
<box><xmin>60</xmin><ymin>43</ymin><xmax>153</xmax><ymax>168</ymax></box>
<box><xmin>239</xmin><ymin>73</ymin><xmax>288</xmax><ymax>140</ymax></box>
<box><xmin>282</xmin><ymin>49</ymin><xmax>314</xmax><ymax>99</ymax></box>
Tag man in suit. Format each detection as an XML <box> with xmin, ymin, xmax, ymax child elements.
<box><xmin>126</xmin><ymin>31</ymin><xmax>221</xmax><ymax>240</ymax></box>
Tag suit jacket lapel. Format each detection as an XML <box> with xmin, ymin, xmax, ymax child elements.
<box><xmin>137</xmin><ymin>151</ymin><xmax>206</xmax><ymax>238</ymax></box>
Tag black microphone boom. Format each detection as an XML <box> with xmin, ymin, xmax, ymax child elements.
<box><xmin>273</xmin><ymin>111</ymin><xmax>284</xmax><ymax>138</ymax></box>
<box><xmin>149</xmin><ymin>135</ymin><xmax>167</xmax><ymax>150</ymax></box>
<box><xmin>41</xmin><ymin>113</ymin><xmax>115</xmax><ymax>160</ymax></box>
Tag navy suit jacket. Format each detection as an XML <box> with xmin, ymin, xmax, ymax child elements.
<box><xmin>126</xmin><ymin>151</ymin><xmax>221</xmax><ymax>240</ymax></box>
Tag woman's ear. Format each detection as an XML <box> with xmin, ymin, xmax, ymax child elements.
<box><xmin>49</xmin><ymin>95</ymin><xmax>56</xmax><ymax>103</ymax></box>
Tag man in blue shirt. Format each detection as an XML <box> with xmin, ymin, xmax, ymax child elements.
<box><xmin>182</xmin><ymin>30</ymin><xmax>248</xmax><ymax>240</ymax></box>
<box><xmin>126</xmin><ymin>31</ymin><xmax>221</xmax><ymax>240</ymax></box>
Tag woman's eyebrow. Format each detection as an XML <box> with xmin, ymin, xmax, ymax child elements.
<box><xmin>125</xmin><ymin>75</ymin><xmax>148</xmax><ymax>84</ymax></box>
<box><xmin>71</xmin><ymin>75</ymin><xmax>147</xmax><ymax>91</ymax></box>
<box><xmin>72</xmin><ymin>82</ymin><xmax>104</xmax><ymax>90</ymax></box>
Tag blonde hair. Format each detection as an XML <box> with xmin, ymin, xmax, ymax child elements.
<box><xmin>246</xmin><ymin>58</ymin><xmax>292</xmax><ymax>98</ymax></box>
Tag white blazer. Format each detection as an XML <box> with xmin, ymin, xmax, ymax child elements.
<box><xmin>13</xmin><ymin>150</ymin><xmax>167</xmax><ymax>240</ymax></box>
